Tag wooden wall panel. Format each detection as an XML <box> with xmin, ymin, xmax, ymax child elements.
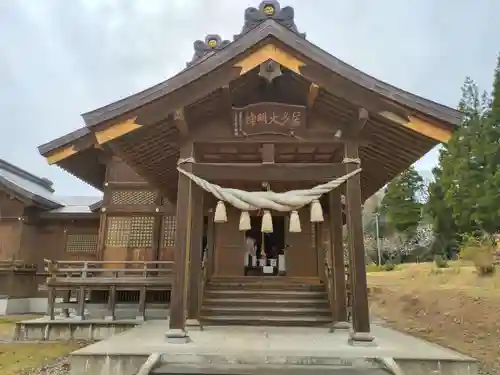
<box><xmin>0</xmin><ymin>222</ymin><xmax>22</xmax><ymax>261</ymax></box>
<box><xmin>34</xmin><ymin>221</ymin><xmax>100</xmax><ymax>266</ymax></box>
<box><xmin>0</xmin><ymin>191</ymin><xmax>25</xmax><ymax>218</ymax></box>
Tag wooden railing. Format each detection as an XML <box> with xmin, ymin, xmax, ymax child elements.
<box><xmin>43</xmin><ymin>259</ymin><xmax>174</xmax><ymax>321</ymax></box>
<box><xmin>0</xmin><ymin>260</ymin><xmax>36</xmax><ymax>272</ymax></box>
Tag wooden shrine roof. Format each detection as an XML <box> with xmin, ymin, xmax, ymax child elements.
<box><xmin>38</xmin><ymin>3</ymin><xmax>461</xmax><ymax>201</ymax></box>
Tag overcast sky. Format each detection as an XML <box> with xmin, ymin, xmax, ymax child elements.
<box><xmin>0</xmin><ymin>0</ymin><xmax>498</xmax><ymax>196</ymax></box>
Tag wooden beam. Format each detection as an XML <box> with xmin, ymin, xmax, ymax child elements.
<box><xmin>94</xmin><ymin>117</ymin><xmax>142</xmax><ymax>145</ymax></box>
<box><xmin>193</xmin><ymin>136</ymin><xmax>370</xmax><ymax>145</ymax></box>
<box><xmin>191</xmin><ymin>162</ymin><xmax>346</xmax><ymax>182</ymax></box>
<box><xmin>173</xmin><ymin>109</ymin><xmax>188</xmax><ymax>136</ymax></box>
<box><xmin>307</xmin><ymin>83</ymin><xmax>320</xmax><ymax>108</ymax></box>
<box><xmin>378</xmin><ymin>111</ymin><xmax>451</xmax><ymax>143</ymax></box>
<box><xmin>234</xmin><ymin>43</ymin><xmax>305</xmax><ymax>76</ymax></box>
<box><xmin>46</xmin><ymin>145</ymin><xmax>78</xmax><ymax>165</ymax></box>
<box><xmin>407</xmin><ymin>116</ymin><xmax>451</xmax><ymax>143</ymax></box>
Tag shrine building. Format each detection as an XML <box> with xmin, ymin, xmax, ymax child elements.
<box><xmin>2</xmin><ymin>0</ymin><xmax>459</xmax><ymax>345</ymax></box>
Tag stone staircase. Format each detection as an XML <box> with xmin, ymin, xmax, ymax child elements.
<box><xmin>200</xmin><ymin>277</ymin><xmax>332</xmax><ymax>326</ymax></box>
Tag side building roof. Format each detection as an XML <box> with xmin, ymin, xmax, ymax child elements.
<box><xmin>0</xmin><ymin>158</ymin><xmax>101</xmax><ymax>216</ymax></box>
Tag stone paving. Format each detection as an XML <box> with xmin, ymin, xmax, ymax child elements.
<box><xmin>70</xmin><ymin>320</ymin><xmax>478</xmax><ymax>375</ymax></box>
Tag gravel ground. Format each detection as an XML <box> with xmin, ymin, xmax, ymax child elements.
<box><xmin>22</xmin><ymin>357</ymin><xmax>70</xmax><ymax>375</ymax></box>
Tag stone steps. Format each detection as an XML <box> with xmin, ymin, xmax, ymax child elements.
<box><xmin>201</xmin><ymin>314</ymin><xmax>332</xmax><ymax>326</ymax></box>
<box><xmin>201</xmin><ymin>278</ymin><xmax>332</xmax><ymax>327</ymax></box>
<box><xmin>203</xmin><ymin>297</ymin><xmax>329</xmax><ymax>308</ymax></box>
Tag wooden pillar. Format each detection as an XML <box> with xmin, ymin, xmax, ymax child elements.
<box><xmin>186</xmin><ymin>186</ymin><xmax>204</xmax><ymax>323</ymax></box>
<box><xmin>328</xmin><ymin>189</ymin><xmax>349</xmax><ymax>327</ymax></box>
<box><xmin>344</xmin><ymin>141</ymin><xmax>373</xmax><ymax>343</ymax></box>
<box><xmin>315</xmin><ymin>222</ymin><xmax>325</xmax><ymax>279</ymax></box>
<box><xmin>166</xmin><ymin>142</ymin><xmax>195</xmax><ymax>340</ymax></box>
<box><xmin>206</xmin><ymin>209</ymin><xmax>215</xmax><ymax>280</ymax></box>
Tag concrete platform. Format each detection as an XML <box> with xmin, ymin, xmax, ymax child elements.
<box><xmin>70</xmin><ymin>320</ymin><xmax>478</xmax><ymax>375</ymax></box>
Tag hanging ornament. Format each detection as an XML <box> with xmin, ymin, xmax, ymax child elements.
<box><xmin>261</xmin><ymin>210</ymin><xmax>273</xmax><ymax>233</ymax></box>
<box><xmin>239</xmin><ymin>211</ymin><xmax>251</xmax><ymax>231</ymax></box>
<box><xmin>289</xmin><ymin>210</ymin><xmax>302</xmax><ymax>233</ymax></box>
<box><xmin>310</xmin><ymin>199</ymin><xmax>324</xmax><ymax>222</ymax></box>
<box><xmin>214</xmin><ymin>200</ymin><xmax>227</xmax><ymax>223</ymax></box>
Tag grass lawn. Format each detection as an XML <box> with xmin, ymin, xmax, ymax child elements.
<box><xmin>0</xmin><ymin>315</ymin><xmax>83</xmax><ymax>375</ymax></box>
<box><xmin>368</xmin><ymin>261</ymin><xmax>500</xmax><ymax>373</ymax></box>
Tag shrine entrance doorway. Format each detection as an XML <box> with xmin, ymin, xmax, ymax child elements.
<box><xmin>244</xmin><ymin>214</ymin><xmax>286</xmax><ymax>276</ymax></box>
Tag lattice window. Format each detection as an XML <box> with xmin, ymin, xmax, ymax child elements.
<box><xmin>65</xmin><ymin>234</ymin><xmax>98</xmax><ymax>253</ymax></box>
<box><xmin>129</xmin><ymin>216</ymin><xmax>155</xmax><ymax>247</ymax></box>
<box><xmin>162</xmin><ymin>216</ymin><xmax>176</xmax><ymax>247</ymax></box>
<box><xmin>105</xmin><ymin>216</ymin><xmax>155</xmax><ymax>247</ymax></box>
<box><xmin>110</xmin><ymin>190</ymin><xmax>157</xmax><ymax>205</ymax></box>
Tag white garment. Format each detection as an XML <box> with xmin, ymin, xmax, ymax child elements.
<box><xmin>245</xmin><ymin>237</ymin><xmax>256</xmax><ymax>256</ymax></box>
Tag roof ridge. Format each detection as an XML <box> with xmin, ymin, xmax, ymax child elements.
<box><xmin>0</xmin><ymin>159</ymin><xmax>55</xmax><ymax>193</ymax></box>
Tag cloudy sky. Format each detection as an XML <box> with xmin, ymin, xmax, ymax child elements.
<box><xmin>0</xmin><ymin>0</ymin><xmax>498</xmax><ymax>196</ymax></box>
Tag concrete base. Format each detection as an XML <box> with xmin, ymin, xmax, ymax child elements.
<box><xmin>185</xmin><ymin>318</ymin><xmax>200</xmax><ymax>328</ymax></box>
<box><xmin>14</xmin><ymin>317</ymin><xmax>141</xmax><ymax>341</ymax></box>
<box><xmin>69</xmin><ymin>320</ymin><xmax>478</xmax><ymax>375</ymax></box>
<box><xmin>348</xmin><ymin>330</ymin><xmax>377</xmax><ymax>347</ymax></box>
<box><xmin>165</xmin><ymin>328</ymin><xmax>191</xmax><ymax>344</ymax></box>
<box><xmin>331</xmin><ymin>321</ymin><xmax>351</xmax><ymax>331</ymax></box>
<box><xmin>0</xmin><ymin>297</ymin><xmax>62</xmax><ymax>315</ymax></box>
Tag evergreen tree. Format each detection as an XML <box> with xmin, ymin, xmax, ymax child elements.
<box><xmin>427</xmin><ymin>54</ymin><xmax>500</xmax><ymax>243</ymax></box>
<box><xmin>380</xmin><ymin>166</ymin><xmax>424</xmax><ymax>235</ymax></box>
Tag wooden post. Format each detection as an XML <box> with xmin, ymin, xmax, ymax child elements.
<box><xmin>328</xmin><ymin>189</ymin><xmax>349</xmax><ymax>328</ymax></box>
<box><xmin>166</xmin><ymin>141</ymin><xmax>194</xmax><ymax>342</ymax></box>
<box><xmin>62</xmin><ymin>290</ymin><xmax>71</xmax><ymax>318</ymax></box>
<box><xmin>77</xmin><ymin>286</ymin><xmax>86</xmax><ymax>320</ymax></box>
<box><xmin>47</xmin><ymin>287</ymin><xmax>56</xmax><ymax>320</ymax></box>
<box><xmin>137</xmin><ymin>286</ymin><xmax>147</xmax><ymax>321</ymax></box>
<box><xmin>344</xmin><ymin>141</ymin><xmax>373</xmax><ymax>344</ymax></box>
<box><xmin>187</xmin><ymin>186</ymin><xmax>204</xmax><ymax>323</ymax></box>
<box><xmin>106</xmin><ymin>286</ymin><xmax>116</xmax><ymax>321</ymax></box>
